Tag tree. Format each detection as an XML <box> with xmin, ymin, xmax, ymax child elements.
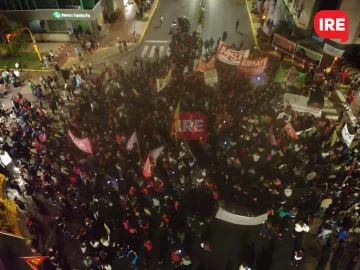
<box><xmin>0</xmin><ymin>14</ymin><xmax>28</xmax><ymax>57</ymax></box>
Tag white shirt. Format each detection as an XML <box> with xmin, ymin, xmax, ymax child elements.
<box><xmin>284</xmin><ymin>188</ymin><xmax>292</xmax><ymax>197</ymax></box>
<box><xmin>295</xmin><ymin>223</ymin><xmax>310</xmax><ymax>232</ymax></box>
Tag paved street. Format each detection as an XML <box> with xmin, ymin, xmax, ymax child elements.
<box><xmin>1</xmin><ymin>0</ymin><xmax>360</xmax><ymax>269</ymax></box>
<box><xmin>63</xmin><ymin>0</ymin><xmax>200</xmax><ymax>72</ymax></box>
<box><xmin>203</xmin><ymin>0</ymin><xmax>254</xmax><ymax>47</ymax></box>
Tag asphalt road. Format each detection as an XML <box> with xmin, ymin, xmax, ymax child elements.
<box><xmin>109</xmin><ymin>0</ymin><xmax>201</xmax><ymax>71</ymax></box>
<box><xmin>202</xmin><ymin>0</ymin><xmax>255</xmax><ymax>48</ymax></box>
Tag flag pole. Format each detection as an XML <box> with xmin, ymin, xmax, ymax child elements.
<box><xmin>136</xmin><ymin>141</ymin><xmax>141</xmax><ymax>163</ymax></box>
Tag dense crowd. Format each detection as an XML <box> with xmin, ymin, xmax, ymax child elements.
<box><xmin>1</xmin><ymin>18</ymin><xmax>360</xmax><ymax>270</ymax></box>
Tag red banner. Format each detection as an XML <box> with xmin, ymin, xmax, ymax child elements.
<box><xmin>68</xmin><ymin>130</ymin><xmax>93</xmax><ymax>154</ymax></box>
<box><xmin>21</xmin><ymin>256</ymin><xmax>47</xmax><ymax>270</ymax></box>
<box><xmin>143</xmin><ymin>156</ymin><xmax>151</xmax><ymax>178</ymax></box>
<box><xmin>284</xmin><ymin>123</ymin><xmax>298</xmax><ymax>140</ymax></box>
<box><xmin>238</xmin><ymin>57</ymin><xmax>268</xmax><ymax>75</ymax></box>
<box><xmin>197</xmin><ymin>56</ymin><xmax>216</xmax><ymax>72</ymax></box>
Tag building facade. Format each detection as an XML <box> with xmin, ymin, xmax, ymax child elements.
<box><xmin>0</xmin><ymin>0</ymin><xmax>127</xmax><ymax>41</ymax></box>
<box><xmin>280</xmin><ymin>0</ymin><xmax>360</xmax><ymax>57</ymax></box>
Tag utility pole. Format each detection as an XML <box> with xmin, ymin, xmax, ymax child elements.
<box><xmin>13</xmin><ymin>28</ymin><xmax>42</xmax><ymax>61</ymax></box>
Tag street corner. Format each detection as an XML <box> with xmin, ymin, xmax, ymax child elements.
<box><xmin>56</xmin><ymin>43</ymin><xmax>80</xmax><ymax>67</ymax></box>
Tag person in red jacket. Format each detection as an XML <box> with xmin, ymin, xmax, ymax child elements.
<box><xmin>171</xmin><ymin>249</ymin><xmax>181</xmax><ymax>267</ymax></box>
<box><xmin>345</xmin><ymin>90</ymin><xmax>355</xmax><ymax>111</ymax></box>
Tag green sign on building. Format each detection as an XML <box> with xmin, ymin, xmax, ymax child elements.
<box><xmin>53</xmin><ymin>11</ymin><xmax>91</xmax><ymax>19</ymax></box>
<box><xmin>53</xmin><ymin>12</ymin><xmax>61</xmax><ymax>19</ymax></box>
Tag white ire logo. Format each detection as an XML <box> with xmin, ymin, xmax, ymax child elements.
<box><xmin>319</xmin><ymin>18</ymin><xmax>345</xmax><ymax>31</ymax></box>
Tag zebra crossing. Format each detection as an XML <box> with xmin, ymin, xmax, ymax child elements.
<box><xmin>140</xmin><ymin>40</ymin><xmax>171</xmax><ymax>59</ymax></box>
<box><xmin>322</xmin><ymin>96</ymin><xmax>339</xmax><ymax>121</ymax></box>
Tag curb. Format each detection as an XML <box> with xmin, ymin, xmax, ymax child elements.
<box><xmin>244</xmin><ymin>0</ymin><xmax>261</xmax><ymax>51</ymax></box>
<box><xmin>60</xmin><ymin>0</ymin><xmax>160</xmax><ymax>69</ymax></box>
<box><xmin>22</xmin><ymin>68</ymin><xmax>54</xmax><ymax>72</ymax></box>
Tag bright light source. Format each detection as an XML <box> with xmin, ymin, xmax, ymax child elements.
<box><xmin>257</xmin><ymin>77</ymin><xmax>260</xmax><ymax>80</ymax></box>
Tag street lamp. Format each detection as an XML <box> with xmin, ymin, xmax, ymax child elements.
<box><xmin>11</xmin><ymin>28</ymin><xmax>42</xmax><ymax>61</ymax></box>
<box><xmin>330</xmin><ymin>57</ymin><xmax>338</xmax><ymax>69</ymax></box>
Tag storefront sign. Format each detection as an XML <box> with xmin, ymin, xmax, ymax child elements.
<box><xmin>53</xmin><ymin>12</ymin><xmax>91</xmax><ymax>19</ymax></box>
<box><xmin>272</xmin><ymin>34</ymin><xmax>296</xmax><ymax>55</ymax></box>
<box><xmin>238</xmin><ymin>57</ymin><xmax>268</xmax><ymax>75</ymax></box>
<box><xmin>217</xmin><ymin>41</ymin><xmax>249</xmax><ymax>65</ymax></box>
<box><xmin>323</xmin><ymin>42</ymin><xmax>345</xmax><ymax>58</ymax></box>
<box><xmin>295</xmin><ymin>45</ymin><xmax>323</xmax><ymax>66</ymax></box>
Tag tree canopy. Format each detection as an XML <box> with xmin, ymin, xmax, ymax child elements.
<box><xmin>0</xmin><ymin>14</ymin><xmax>28</xmax><ymax>56</ymax></box>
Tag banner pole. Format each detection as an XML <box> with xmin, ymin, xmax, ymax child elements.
<box><xmin>0</xmin><ymin>231</ymin><xmax>28</xmax><ymax>239</ymax></box>
<box><xmin>136</xmin><ymin>141</ymin><xmax>141</xmax><ymax>163</ymax></box>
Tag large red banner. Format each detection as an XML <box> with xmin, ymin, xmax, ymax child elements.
<box><xmin>68</xmin><ymin>130</ymin><xmax>93</xmax><ymax>154</ymax></box>
<box><xmin>217</xmin><ymin>41</ymin><xmax>249</xmax><ymax>65</ymax></box>
<box><xmin>238</xmin><ymin>57</ymin><xmax>268</xmax><ymax>75</ymax></box>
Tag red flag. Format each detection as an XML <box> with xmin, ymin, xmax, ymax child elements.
<box><xmin>68</xmin><ymin>130</ymin><xmax>93</xmax><ymax>154</ymax></box>
<box><xmin>21</xmin><ymin>256</ymin><xmax>47</xmax><ymax>270</ymax></box>
<box><xmin>284</xmin><ymin>123</ymin><xmax>298</xmax><ymax>140</ymax></box>
<box><xmin>269</xmin><ymin>128</ymin><xmax>277</xmax><ymax>146</ymax></box>
<box><xmin>143</xmin><ymin>156</ymin><xmax>151</xmax><ymax>178</ymax></box>
<box><xmin>115</xmin><ymin>134</ymin><xmax>122</xmax><ymax>143</ymax></box>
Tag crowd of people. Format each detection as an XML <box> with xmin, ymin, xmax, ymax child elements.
<box><xmin>1</xmin><ymin>13</ymin><xmax>360</xmax><ymax>270</ymax></box>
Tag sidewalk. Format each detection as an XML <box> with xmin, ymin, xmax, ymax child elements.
<box><xmin>57</xmin><ymin>0</ymin><xmax>158</xmax><ymax>68</ymax></box>
<box><xmin>61</xmin><ymin>43</ymin><xmax>136</xmax><ymax>69</ymax></box>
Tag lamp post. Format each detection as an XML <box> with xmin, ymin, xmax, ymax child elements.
<box><xmin>330</xmin><ymin>57</ymin><xmax>338</xmax><ymax>69</ymax></box>
<box><xmin>13</xmin><ymin>28</ymin><xmax>42</xmax><ymax>61</ymax></box>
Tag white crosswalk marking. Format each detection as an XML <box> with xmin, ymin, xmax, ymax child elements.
<box><xmin>322</xmin><ymin>97</ymin><xmax>339</xmax><ymax>120</ymax></box>
<box><xmin>149</xmin><ymin>46</ymin><xmax>156</xmax><ymax>58</ymax></box>
<box><xmin>141</xmin><ymin>45</ymin><xmax>149</xmax><ymax>58</ymax></box>
<box><xmin>159</xmin><ymin>46</ymin><xmax>164</xmax><ymax>57</ymax></box>
<box><xmin>140</xmin><ymin>42</ymin><xmax>172</xmax><ymax>59</ymax></box>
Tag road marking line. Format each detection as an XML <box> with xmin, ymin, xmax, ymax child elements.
<box><xmin>145</xmin><ymin>40</ymin><xmax>169</xmax><ymax>43</ymax></box>
<box><xmin>323</xmin><ymin>108</ymin><xmax>337</xmax><ymax>114</ymax></box>
<box><xmin>149</xmin><ymin>46</ymin><xmax>156</xmax><ymax>58</ymax></box>
<box><xmin>325</xmin><ymin>115</ymin><xmax>338</xmax><ymax>120</ymax></box>
<box><xmin>141</xmin><ymin>45</ymin><xmax>149</xmax><ymax>58</ymax></box>
<box><xmin>159</xmin><ymin>46</ymin><xmax>164</xmax><ymax>57</ymax></box>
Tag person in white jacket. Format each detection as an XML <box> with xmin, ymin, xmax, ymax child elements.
<box><xmin>292</xmin><ymin>221</ymin><xmax>310</xmax><ymax>239</ymax></box>
<box><xmin>239</xmin><ymin>264</ymin><xmax>251</xmax><ymax>270</ymax></box>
